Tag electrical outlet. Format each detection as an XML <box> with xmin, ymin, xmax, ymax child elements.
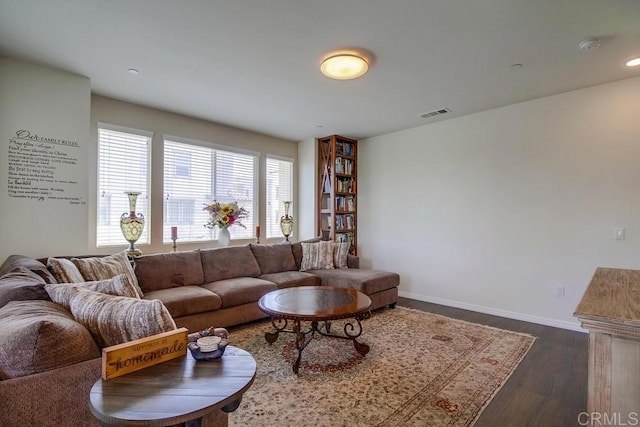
<box><xmin>615</xmin><ymin>228</ymin><xmax>625</xmax><ymax>240</ymax></box>
<box><xmin>556</xmin><ymin>286</ymin><xmax>565</xmax><ymax>297</ymax></box>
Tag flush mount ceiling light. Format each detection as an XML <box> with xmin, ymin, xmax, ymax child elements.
<box><xmin>626</xmin><ymin>57</ymin><xmax>640</xmax><ymax>67</ymax></box>
<box><xmin>320</xmin><ymin>53</ymin><xmax>369</xmax><ymax>80</ymax></box>
<box><xmin>578</xmin><ymin>38</ymin><xmax>602</xmax><ymax>52</ymax></box>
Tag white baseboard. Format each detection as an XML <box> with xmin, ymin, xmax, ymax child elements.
<box><xmin>398</xmin><ymin>290</ymin><xmax>586</xmax><ymax>333</ymax></box>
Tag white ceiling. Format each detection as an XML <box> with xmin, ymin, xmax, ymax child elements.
<box><xmin>1</xmin><ymin>0</ymin><xmax>639</xmax><ymax>141</ymax></box>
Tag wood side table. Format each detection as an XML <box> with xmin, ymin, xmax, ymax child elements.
<box><xmin>89</xmin><ymin>346</ymin><xmax>256</xmax><ymax>426</ymax></box>
<box><xmin>574</xmin><ymin>267</ymin><xmax>640</xmax><ymax>424</ymax></box>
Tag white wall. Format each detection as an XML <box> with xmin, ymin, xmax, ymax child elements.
<box><xmin>91</xmin><ymin>95</ymin><xmax>297</xmax><ymax>255</ymax></box>
<box><xmin>0</xmin><ymin>57</ymin><xmax>90</xmax><ymax>261</ymax></box>
<box><xmin>360</xmin><ymin>76</ymin><xmax>640</xmax><ymax>330</ymax></box>
<box><xmin>297</xmin><ymin>137</ymin><xmax>317</xmax><ymax>240</ymax></box>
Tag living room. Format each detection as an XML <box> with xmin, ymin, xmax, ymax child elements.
<box><xmin>1</xmin><ymin>1</ymin><xmax>640</xmax><ymax>426</ymax></box>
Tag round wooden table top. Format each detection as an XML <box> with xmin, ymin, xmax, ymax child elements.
<box><xmin>258</xmin><ymin>286</ymin><xmax>371</xmax><ymax>321</ymax></box>
<box><xmin>89</xmin><ymin>346</ymin><xmax>256</xmax><ymax>426</ymax></box>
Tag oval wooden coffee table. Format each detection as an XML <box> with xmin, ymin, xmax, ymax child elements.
<box><xmin>258</xmin><ymin>286</ymin><xmax>371</xmax><ymax>374</ymax></box>
<box><xmin>89</xmin><ymin>346</ymin><xmax>256</xmax><ymax>426</ymax></box>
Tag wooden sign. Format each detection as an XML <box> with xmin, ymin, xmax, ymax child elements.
<box><xmin>101</xmin><ymin>328</ymin><xmax>188</xmax><ymax>380</ymax></box>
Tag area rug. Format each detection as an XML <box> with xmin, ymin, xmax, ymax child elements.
<box><xmin>227</xmin><ymin>306</ymin><xmax>536</xmax><ymax>427</ymax></box>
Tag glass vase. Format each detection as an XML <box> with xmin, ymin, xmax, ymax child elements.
<box><xmin>120</xmin><ymin>191</ymin><xmax>145</xmax><ymax>256</ymax></box>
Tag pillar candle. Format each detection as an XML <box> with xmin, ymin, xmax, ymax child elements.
<box><xmin>171</xmin><ymin>226</ymin><xmax>178</xmax><ymax>240</ymax></box>
<box><xmin>256</xmin><ymin>225</ymin><xmax>260</xmax><ymax>236</ymax></box>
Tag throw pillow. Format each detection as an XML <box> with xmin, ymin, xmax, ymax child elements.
<box><xmin>47</xmin><ymin>257</ymin><xmax>85</xmax><ymax>283</ymax></box>
<box><xmin>250</xmin><ymin>243</ymin><xmax>297</xmax><ymax>275</ymax></box>
<box><xmin>0</xmin><ymin>254</ymin><xmax>57</xmax><ymax>284</ymax></box>
<box><xmin>67</xmin><ymin>289</ymin><xmax>176</xmax><ymax>348</ymax></box>
<box><xmin>300</xmin><ymin>241</ymin><xmax>335</xmax><ymax>271</ymax></box>
<box><xmin>0</xmin><ymin>300</ymin><xmax>100</xmax><ymax>380</ymax></box>
<box><xmin>292</xmin><ymin>237</ymin><xmax>322</xmax><ymax>269</ymax></box>
<box><xmin>71</xmin><ymin>252</ymin><xmax>144</xmax><ymax>298</ymax></box>
<box><xmin>45</xmin><ymin>274</ymin><xmax>138</xmax><ymax>310</ymax></box>
<box><xmin>0</xmin><ymin>267</ymin><xmax>51</xmax><ymax>308</ymax></box>
<box><xmin>334</xmin><ymin>241</ymin><xmax>350</xmax><ymax>269</ymax></box>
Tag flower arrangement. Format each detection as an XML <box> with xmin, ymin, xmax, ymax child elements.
<box><xmin>203</xmin><ymin>201</ymin><xmax>249</xmax><ymax>230</ymax></box>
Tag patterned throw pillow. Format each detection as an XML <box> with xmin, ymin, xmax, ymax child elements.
<box><xmin>45</xmin><ymin>274</ymin><xmax>139</xmax><ymax>310</ymax></box>
<box><xmin>300</xmin><ymin>241</ymin><xmax>335</xmax><ymax>271</ymax></box>
<box><xmin>71</xmin><ymin>252</ymin><xmax>144</xmax><ymax>298</ymax></box>
<box><xmin>334</xmin><ymin>242</ymin><xmax>350</xmax><ymax>269</ymax></box>
<box><xmin>67</xmin><ymin>289</ymin><xmax>176</xmax><ymax>348</ymax></box>
<box><xmin>47</xmin><ymin>257</ymin><xmax>86</xmax><ymax>283</ymax></box>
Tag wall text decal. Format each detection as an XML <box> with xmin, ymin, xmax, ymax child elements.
<box><xmin>7</xmin><ymin>129</ymin><xmax>86</xmax><ymax>205</ymax></box>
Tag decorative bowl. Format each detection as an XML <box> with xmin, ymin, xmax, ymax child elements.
<box><xmin>187</xmin><ymin>339</ymin><xmax>229</xmax><ymax>360</ymax></box>
<box><xmin>187</xmin><ymin>326</ymin><xmax>229</xmax><ymax>360</ymax></box>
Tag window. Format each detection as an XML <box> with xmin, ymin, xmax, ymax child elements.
<box><xmin>266</xmin><ymin>156</ymin><xmax>294</xmax><ymax>238</ymax></box>
<box><xmin>163</xmin><ymin>138</ymin><xmax>257</xmax><ymax>242</ymax></box>
<box><xmin>97</xmin><ymin>125</ymin><xmax>152</xmax><ymax>247</ymax></box>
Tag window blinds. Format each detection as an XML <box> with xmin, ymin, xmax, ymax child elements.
<box><xmin>266</xmin><ymin>156</ymin><xmax>294</xmax><ymax>238</ymax></box>
<box><xmin>97</xmin><ymin>126</ymin><xmax>151</xmax><ymax>247</ymax></box>
<box><xmin>164</xmin><ymin>139</ymin><xmax>257</xmax><ymax>242</ymax></box>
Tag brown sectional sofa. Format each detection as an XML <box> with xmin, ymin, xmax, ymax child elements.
<box><xmin>0</xmin><ymin>240</ymin><xmax>399</xmax><ymax>426</ymax></box>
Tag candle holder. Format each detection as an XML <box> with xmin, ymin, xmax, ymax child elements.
<box><xmin>171</xmin><ymin>237</ymin><xmax>177</xmax><ymax>252</ymax></box>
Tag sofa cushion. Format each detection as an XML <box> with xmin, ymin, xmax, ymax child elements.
<box><xmin>300</xmin><ymin>241</ymin><xmax>334</xmax><ymax>271</ymax></box>
<box><xmin>0</xmin><ymin>267</ymin><xmax>51</xmax><ymax>308</ymax></box>
<box><xmin>143</xmin><ymin>286</ymin><xmax>223</xmax><ymax>319</ymax></box>
<box><xmin>292</xmin><ymin>237</ymin><xmax>322</xmax><ymax>269</ymax></box>
<box><xmin>135</xmin><ymin>251</ymin><xmax>204</xmax><ymax>292</ymax></box>
<box><xmin>259</xmin><ymin>271</ymin><xmax>321</xmax><ymax>289</ymax></box>
<box><xmin>0</xmin><ymin>255</ymin><xmax>56</xmax><ymax>284</ymax></box>
<box><xmin>0</xmin><ymin>300</ymin><xmax>100</xmax><ymax>380</ymax></box>
<box><xmin>67</xmin><ymin>289</ymin><xmax>176</xmax><ymax>348</ymax></box>
<box><xmin>334</xmin><ymin>242</ymin><xmax>350</xmax><ymax>269</ymax></box>
<box><xmin>47</xmin><ymin>257</ymin><xmax>85</xmax><ymax>283</ymax></box>
<box><xmin>201</xmin><ymin>245</ymin><xmax>261</xmax><ymax>282</ymax></box>
<box><xmin>44</xmin><ymin>274</ymin><xmax>139</xmax><ymax>310</ymax></box>
<box><xmin>305</xmin><ymin>269</ymin><xmax>400</xmax><ymax>295</ymax></box>
<box><xmin>202</xmin><ymin>277</ymin><xmax>276</xmax><ymax>308</ymax></box>
<box><xmin>250</xmin><ymin>243</ymin><xmax>297</xmax><ymax>275</ymax></box>
<box><xmin>71</xmin><ymin>252</ymin><xmax>143</xmax><ymax>298</ymax></box>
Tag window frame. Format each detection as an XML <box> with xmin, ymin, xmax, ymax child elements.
<box><xmin>162</xmin><ymin>135</ymin><xmax>259</xmax><ymax>243</ymax></box>
<box><xmin>265</xmin><ymin>154</ymin><xmax>294</xmax><ymax>239</ymax></box>
<box><xmin>96</xmin><ymin>122</ymin><xmax>153</xmax><ymax>248</ymax></box>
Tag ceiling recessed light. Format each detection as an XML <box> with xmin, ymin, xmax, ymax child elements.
<box><xmin>128</xmin><ymin>68</ymin><xmax>139</xmax><ymax>75</ymax></box>
<box><xmin>320</xmin><ymin>54</ymin><xmax>369</xmax><ymax>80</ymax></box>
<box><xmin>626</xmin><ymin>57</ymin><xmax>640</xmax><ymax>67</ymax></box>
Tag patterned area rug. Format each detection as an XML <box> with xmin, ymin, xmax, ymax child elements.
<box><xmin>227</xmin><ymin>306</ymin><xmax>535</xmax><ymax>427</ymax></box>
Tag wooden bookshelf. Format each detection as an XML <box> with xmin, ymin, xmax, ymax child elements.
<box><xmin>317</xmin><ymin>135</ymin><xmax>357</xmax><ymax>255</ymax></box>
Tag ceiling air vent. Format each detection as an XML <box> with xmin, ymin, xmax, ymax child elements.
<box><xmin>420</xmin><ymin>108</ymin><xmax>451</xmax><ymax>119</ymax></box>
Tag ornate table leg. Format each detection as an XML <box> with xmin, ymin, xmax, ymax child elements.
<box><xmin>265</xmin><ymin>318</ymin><xmax>288</xmax><ymax>344</ymax></box>
<box><xmin>344</xmin><ymin>311</ymin><xmax>371</xmax><ymax>355</ymax></box>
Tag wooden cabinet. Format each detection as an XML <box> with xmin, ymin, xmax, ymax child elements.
<box><xmin>574</xmin><ymin>267</ymin><xmax>640</xmax><ymax>424</ymax></box>
<box><xmin>317</xmin><ymin>135</ymin><xmax>357</xmax><ymax>254</ymax></box>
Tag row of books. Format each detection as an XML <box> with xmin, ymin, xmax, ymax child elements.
<box><xmin>336</xmin><ymin>177</ymin><xmax>355</xmax><ymax>193</ymax></box>
<box><xmin>336</xmin><ymin>141</ymin><xmax>355</xmax><ymax>157</ymax></box>
<box><xmin>336</xmin><ymin>196</ymin><xmax>355</xmax><ymax>212</ymax></box>
<box><xmin>335</xmin><ymin>232</ymin><xmax>355</xmax><ymax>254</ymax></box>
<box><xmin>335</xmin><ymin>214</ymin><xmax>355</xmax><ymax>231</ymax></box>
<box><xmin>334</xmin><ymin>157</ymin><xmax>354</xmax><ymax>175</ymax></box>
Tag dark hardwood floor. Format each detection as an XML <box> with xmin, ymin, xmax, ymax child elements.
<box><xmin>397</xmin><ymin>297</ymin><xmax>588</xmax><ymax>427</ymax></box>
